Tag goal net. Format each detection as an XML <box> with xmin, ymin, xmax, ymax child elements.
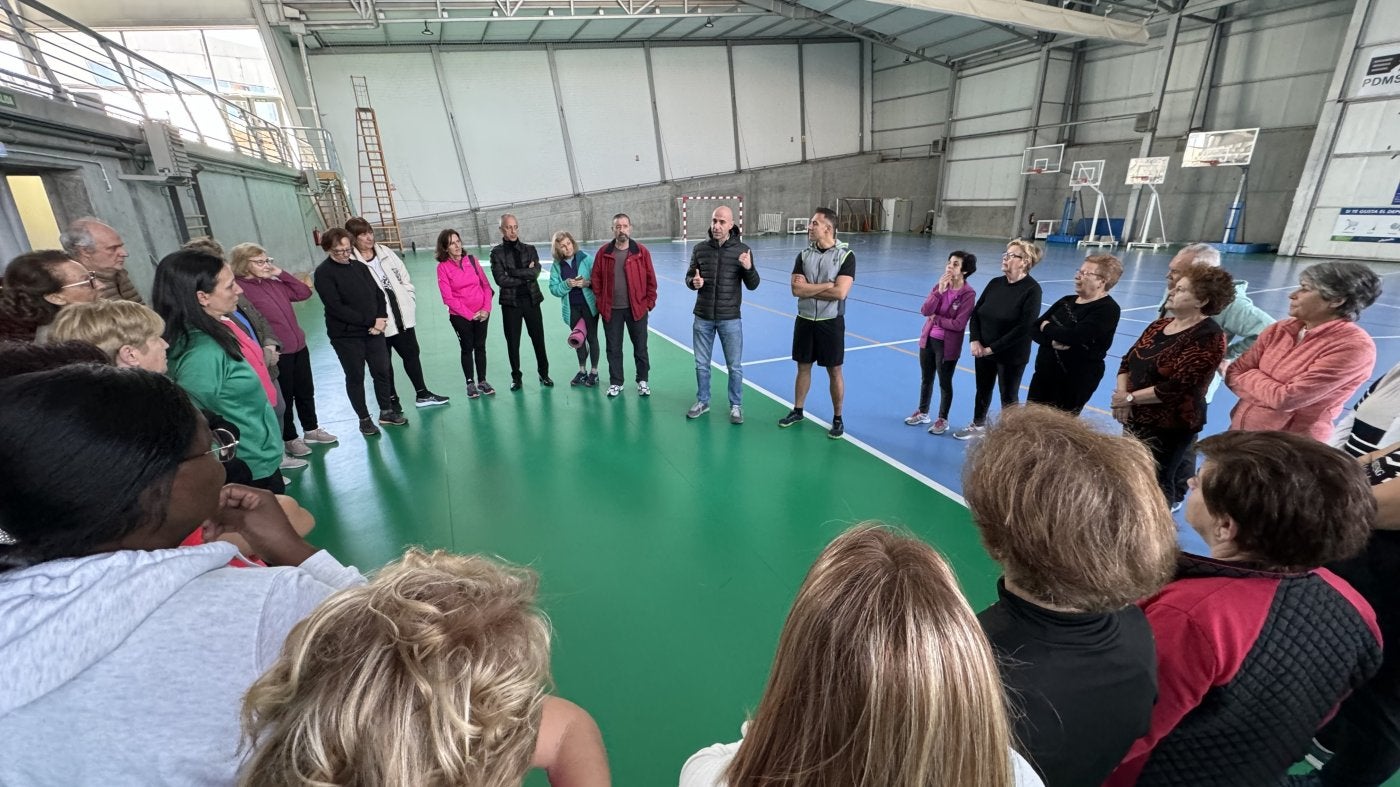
<box><xmin>675</xmin><ymin>195</ymin><xmax>745</xmax><ymax>243</ymax></box>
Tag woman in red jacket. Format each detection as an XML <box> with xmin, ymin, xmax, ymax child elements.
<box><xmin>436</xmin><ymin>229</ymin><xmax>496</xmax><ymax>399</ymax></box>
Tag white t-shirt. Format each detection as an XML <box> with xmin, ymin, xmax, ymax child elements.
<box><xmin>679</xmin><ymin>724</ymin><xmax>1046</xmax><ymax>786</ymax></box>
<box><xmin>1333</xmin><ymin>362</ymin><xmax>1400</xmax><ymax>457</ymax></box>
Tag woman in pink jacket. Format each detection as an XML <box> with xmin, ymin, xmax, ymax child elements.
<box><xmin>905</xmin><ymin>251</ymin><xmax>977</xmax><ymax>436</ymax></box>
<box><xmin>436</xmin><ymin>229</ymin><xmax>496</xmax><ymax>399</ymax></box>
<box><xmin>1226</xmin><ymin>261</ymin><xmax>1382</xmax><ymax>442</ymax></box>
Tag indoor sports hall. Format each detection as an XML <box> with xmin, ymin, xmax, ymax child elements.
<box><xmin>1</xmin><ymin>0</ymin><xmax>1398</xmax><ymax>783</ymax></box>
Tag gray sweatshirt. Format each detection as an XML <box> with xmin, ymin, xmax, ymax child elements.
<box><xmin>0</xmin><ymin>542</ymin><xmax>365</xmax><ymax>785</ymax></box>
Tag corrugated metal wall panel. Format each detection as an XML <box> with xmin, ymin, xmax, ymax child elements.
<box><xmin>554</xmin><ymin>48</ymin><xmax>661</xmax><ymax>193</ymax></box>
<box><xmin>733</xmin><ymin>45</ymin><xmax>803</xmax><ymax>169</ymax></box>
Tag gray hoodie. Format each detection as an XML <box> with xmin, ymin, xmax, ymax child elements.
<box><xmin>0</xmin><ymin>542</ymin><xmax>364</xmax><ymax>785</ymax></box>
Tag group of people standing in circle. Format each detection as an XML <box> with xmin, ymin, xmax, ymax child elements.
<box><xmin>907</xmin><ymin>238</ymin><xmax>1384</xmax><ymax>511</ymax></box>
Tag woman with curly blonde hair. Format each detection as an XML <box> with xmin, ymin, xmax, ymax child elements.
<box><xmin>681</xmin><ymin>525</ymin><xmax>1042</xmax><ymax>786</ymax></box>
<box><xmin>239</xmin><ymin>548</ymin><xmax>610</xmax><ymax>787</ymax></box>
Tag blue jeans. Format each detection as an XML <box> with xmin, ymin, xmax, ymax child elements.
<box><xmin>694</xmin><ymin>317</ymin><xmax>744</xmax><ymax>406</ymax></box>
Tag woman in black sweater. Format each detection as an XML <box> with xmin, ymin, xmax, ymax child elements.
<box><xmin>1027</xmin><ymin>254</ymin><xmax>1124</xmax><ymax>415</ymax></box>
<box><xmin>312</xmin><ymin>228</ymin><xmax>405</xmax><ymax>436</ymax></box>
<box><xmin>957</xmin><ymin>239</ymin><xmax>1043</xmax><ymax>439</ymax></box>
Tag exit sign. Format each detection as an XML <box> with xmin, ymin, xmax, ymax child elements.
<box><xmin>0</xmin><ymin>91</ymin><xmax>15</xmax><ymax>109</ymax></box>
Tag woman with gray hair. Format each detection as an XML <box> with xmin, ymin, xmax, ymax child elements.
<box><xmin>1226</xmin><ymin>261</ymin><xmax>1382</xmax><ymax>441</ymax></box>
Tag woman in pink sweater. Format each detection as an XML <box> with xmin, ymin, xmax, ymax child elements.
<box><xmin>905</xmin><ymin>251</ymin><xmax>977</xmax><ymax>436</ymax></box>
<box><xmin>1226</xmin><ymin>261</ymin><xmax>1382</xmax><ymax>441</ymax></box>
<box><xmin>436</xmin><ymin>229</ymin><xmax>496</xmax><ymax>398</ymax></box>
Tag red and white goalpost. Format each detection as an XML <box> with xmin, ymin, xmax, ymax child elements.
<box><xmin>676</xmin><ymin>194</ymin><xmax>744</xmax><ymax>243</ymax></box>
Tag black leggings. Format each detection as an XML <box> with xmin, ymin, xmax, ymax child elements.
<box><xmin>1027</xmin><ymin>357</ymin><xmax>1105</xmax><ymax>416</ymax></box>
<box><xmin>385</xmin><ymin>326</ymin><xmax>428</xmax><ymax>397</ymax></box>
<box><xmin>569</xmin><ymin>305</ymin><xmax>600</xmax><ymax>368</ymax></box>
<box><xmin>449</xmin><ymin>314</ymin><xmax>489</xmax><ymax>383</ymax></box>
<box><xmin>502</xmin><ymin>302</ymin><xmax>550</xmax><ymax>382</ymax></box>
<box><xmin>972</xmin><ymin>356</ymin><xmax>1027</xmax><ymax>425</ymax></box>
<box><xmin>1127</xmin><ymin>423</ymin><xmax>1197</xmax><ymax>506</ymax></box>
<box><xmin>276</xmin><ymin>348</ymin><xmax>319</xmax><ymax>441</ymax></box>
<box><xmin>917</xmin><ymin>339</ymin><xmax>957</xmax><ymax>419</ymax></box>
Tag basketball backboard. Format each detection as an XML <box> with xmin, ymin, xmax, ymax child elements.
<box><xmin>1126</xmin><ymin>156</ymin><xmax>1170</xmax><ymax>185</ymax></box>
<box><xmin>1070</xmin><ymin>160</ymin><xmax>1105</xmax><ymax>189</ymax></box>
<box><xmin>1021</xmin><ymin>144</ymin><xmax>1065</xmax><ymax>175</ymax></box>
<box><xmin>1182</xmin><ymin>128</ymin><xmax>1259</xmax><ymax>167</ymax></box>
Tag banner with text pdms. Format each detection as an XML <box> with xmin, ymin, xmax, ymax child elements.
<box><xmin>1331</xmin><ymin>208</ymin><xmax>1400</xmax><ymax>243</ymax></box>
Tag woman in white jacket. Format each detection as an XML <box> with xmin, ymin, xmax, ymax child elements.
<box><xmin>1333</xmin><ymin>360</ymin><xmax>1400</xmax><ymax>459</ymax></box>
<box><xmin>346</xmin><ymin>217</ymin><xmax>450</xmax><ymax>409</ymax></box>
<box><xmin>0</xmin><ymin>357</ymin><xmax>364</xmax><ymax>785</ymax></box>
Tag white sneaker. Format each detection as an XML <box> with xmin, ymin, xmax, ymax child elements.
<box><xmin>302</xmin><ymin>428</ymin><xmax>338</xmax><ymax>444</ymax></box>
<box><xmin>730</xmin><ymin>405</ymin><xmax>744</xmax><ymax>424</ymax></box>
<box><xmin>687</xmin><ymin>401</ymin><xmax>710</xmax><ymax>419</ymax></box>
<box><xmin>638</xmin><ymin>381</ymin><xmax>651</xmax><ymax>397</ymax></box>
<box><xmin>952</xmin><ymin>424</ymin><xmax>986</xmax><ymax>440</ymax></box>
<box><xmin>280</xmin><ymin>453</ymin><xmax>309</xmax><ymax>470</ymax></box>
<box><xmin>607</xmin><ymin>384</ymin><xmax>623</xmax><ymax>397</ymax></box>
<box><xmin>284</xmin><ymin>438</ymin><xmax>311</xmax><ymax>457</ymax></box>
<box><xmin>904</xmin><ymin>411</ymin><xmax>931</xmax><ymax>426</ymax></box>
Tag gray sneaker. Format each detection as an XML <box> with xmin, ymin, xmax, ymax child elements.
<box><xmin>279</xmin><ymin>453</ymin><xmax>309</xmax><ymax>470</ymax></box>
<box><xmin>730</xmin><ymin>405</ymin><xmax>744</xmax><ymax>424</ymax></box>
<box><xmin>302</xmin><ymin>427</ymin><xmax>338</xmax><ymax>444</ymax></box>
<box><xmin>687</xmin><ymin>401</ymin><xmax>710</xmax><ymax>419</ymax></box>
<box><xmin>952</xmin><ymin>423</ymin><xmax>986</xmax><ymax>440</ymax></box>
<box><xmin>284</xmin><ymin>437</ymin><xmax>311</xmax><ymax>457</ymax></box>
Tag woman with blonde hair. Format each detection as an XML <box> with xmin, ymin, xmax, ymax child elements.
<box><xmin>47</xmin><ymin>299</ymin><xmax>169</xmax><ymax>372</ymax></box>
<box><xmin>547</xmin><ymin>230</ymin><xmax>599</xmax><ymax>387</ymax></box>
<box><xmin>239</xmin><ymin>548</ymin><xmax>610</xmax><ymax>787</ymax></box>
<box><xmin>966</xmin><ymin>405</ymin><xmax>1177</xmax><ymax>786</ymax></box>
<box><xmin>956</xmin><ymin>239</ymin><xmax>1043</xmax><ymax>439</ymax></box>
<box><xmin>681</xmin><ymin>525</ymin><xmax>1042</xmax><ymax>787</ymax></box>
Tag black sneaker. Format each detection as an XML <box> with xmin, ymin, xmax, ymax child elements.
<box><xmin>510</xmin><ymin>380</ymin><xmax>523</xmax><ymax>392</ymax></box>
<box><xmin>415</xmin><ymin>391</ymin><xmax>450</xmax><ymax>407</ymax></box>
<box><xmin>584</xmin><ymin>372</ymin><xmax>599</xmax><ymax>387</ymax></box>
<box><xmin>540</xmin><ymin>375</ymin><xmax>554</xmax><ymax>387</ymax></box>
<box><xmin>570</xmin><ymin>371</ymin><xmax>587</xmax><ymax>387</ymax></box>
<box><xmin>778</xmin><ymin>409</ymin><xmax>804</xmax><ymax>428</ymax></box>
<box><xmin>359</xmin><ymin>417</ymin><xmax>380</xmax><ymax>436</ymax></box>
<box><xmin>389</xmin><ymin>396</ymin><xmax>405</xmax><ymax>415</ymax></box>
<box><xmin>827</xmin><ymin>416</ymin><xmax>845</xmax><ymax>439</ymax></box>
<box><xmin>379</xmin><ymin>410</ymin><xmax>408</xmax><ymax>426</ymax></box>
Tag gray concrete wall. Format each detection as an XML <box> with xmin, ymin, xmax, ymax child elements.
<box><xmin>0</xmin><ymin>89</ymin><xmax>322</xmax><ymax>298</ymax></box>
<box><xmin>398</xmin><ymin>153</ymin><xmax>940</xmax><ymax>252</ymax></box>
<box><xmin>1022</xmin><ymin>128</ymin><xmax>1315</xmax><ymax>246</ymax></box>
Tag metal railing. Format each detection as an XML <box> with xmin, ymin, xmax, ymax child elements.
<box><xmin>0</xmin><ymin>0</ymin><xmax>339</xmax><ymax>173</ymax></box>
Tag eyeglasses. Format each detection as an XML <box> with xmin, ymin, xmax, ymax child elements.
<box><xmin>59</xmin><ymin>271</ymin><xmax>98</xmax><ymax>289</ymax></box>
<box><xmin>329</xmin><ymin>247</ymin><xmax>352</xmax><ymax>257</ymax></box>
<box><xmin>1002</xmin><ymin>252</ymin><xmax>1026</xmax><ymax>261</ymax></box>
<box><xmin>184</xmin><ymin>427</ymin><xmax>239</xmax><ymax>463</ymax></box>
<box><xmin>250</xmin><ymin>257</ymin><xmax>276</xmax><ymax>266</ymax></box>
<box><xmin>1075</xmin><ymin>269</ymin><xmax>1104</xmax><ymax>279</ymax></box>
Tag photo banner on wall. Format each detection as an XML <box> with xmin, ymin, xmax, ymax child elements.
<box><xmin>1331</xmin><ymin>207</ymin><xmax>1400</xmax><ymax>243</ymax></box>
<box><xmin>1356</xmin><ymin>46</ymin><xmax>1400</xmax><ymax>98</ymax></box>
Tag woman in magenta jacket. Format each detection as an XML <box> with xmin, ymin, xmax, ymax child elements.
<box><xmin>905</xmin><ymin>251</ymin><xmax>977</xmax><ymax>436</ymax></box>
<box><xmin>230</xmin><ymin>242</ymin><xmax>337</xmax><ymax>456</ymax></box>
<box><xmin>436</xmin><ymin>229</ymin><xmax>496</xmax><ymax>398</ymax></box>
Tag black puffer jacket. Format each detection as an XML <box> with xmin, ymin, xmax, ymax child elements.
<box><xmin>489</xmin><ymin>239</ymin><xmax>545</xmax><ymax>309</ymax></box>
<box><xmin>686</xmin><ymin>229</ymin><xmax>759</xmax><ymax>321</ymax></box>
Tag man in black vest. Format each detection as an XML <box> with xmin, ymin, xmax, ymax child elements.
<box><xmin>685</xmin><ymin>206</ymin><xmax>759</xmax><ymax>424</ymax></box>
<box><xmin>490</xmin><ymin>213</ymin><xmax>552</xmax><ymax>391</ymax></box>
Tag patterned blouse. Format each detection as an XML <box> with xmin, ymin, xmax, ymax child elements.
<box><xmin>1119</xmin><ymin>317</ymin><xmax>1226</xmax><ymax>431</ymax></box>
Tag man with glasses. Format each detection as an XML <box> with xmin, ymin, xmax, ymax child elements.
<box><xmin>313</xmin><ymin>227</ymin><xmax>405</xmax><ymax>436</ymax></box>
<box><xmin>778</xmin><ymin>208</ymin><xmax>856</xmax><ymax>439</ymax></box>
<box><xmin>60</xmin><ymin>217</ymin><xmax>140</xmax><ymax>303</ymax></box>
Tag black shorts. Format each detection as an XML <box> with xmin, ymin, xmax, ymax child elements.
<box><xmin>792</xmin><ymin>315</ymin><xmax>845</xmax><ymax>367</ymax></box>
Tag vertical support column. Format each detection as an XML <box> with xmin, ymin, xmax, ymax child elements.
<box><xmin>296</xmin><ymin>32</ymin><xmax>323</xmax><ymax>130</ymax></box>
<box><xmin>797</xmin><ymin>43</ymin><xmax>808</xmax><ymax>162</ymax></box>
<box><xmin>932</xmin><ymin>67</ymin><xmax>958</xmax><ymax>230</ymax></box>
<box><xmin>859</xmin><ymin>41</ymin><xmax>869</xmax><ymax>153</ymax></box>
<box><xmin>99</xmin><ymin>40</ymin><xmax>148</xmax><ymax>119</ymax></box>
<box><xmin>726</xmin><ymin>42</ymin><xmax>741</xmax><ymax>172</ymax></box>
<box><xmin>1121</xmin><ymin>11</ymin><xmax>1179</xmax><ymax>243</ymax></box>
<box><xmin>1279</xmin><ymin>0</ymin><xmax>1373</xmax><ymax>256</ymax></box>
<box><xmin>546</xmin><ymin>44</ymin><xmax>582</xmax><ymax>195</ymax></box>
<box><xmin>0</xmin><ymin>171</ymin><xmax>31</xmax><ymax>262</ymax></box>
<box><xmin>643</xmin><ymin>43</ymin><xmax>667</xmax><ymax>182</ymax></box>
<box><xmin>1012</xmin><ymin>46</ymin><xmax>1051</xmax><ymax>239</ymax></box>
<box><xmin>429</xmin><ymin>45</ymin><xmax>482</xmax><ymax>241</ymax></box>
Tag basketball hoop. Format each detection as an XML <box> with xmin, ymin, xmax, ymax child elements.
<box><xmin>1204</xmin><ymin>160</ymin><xmax>1222</xmax><ymax>167</ymax></box>
<box><xmin>1031</xmin><ymin>168</ymin><xmax>1045</xmax><ymax>175</ymax></box>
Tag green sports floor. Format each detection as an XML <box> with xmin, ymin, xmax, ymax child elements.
<box><xmin>287</xmin><ymin>247</ymin><xmax>993</xmax><ymax>784</ymax></box>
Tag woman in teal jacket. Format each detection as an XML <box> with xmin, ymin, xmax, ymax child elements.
<box><xmin>153</xmin><ymin>249</ymin><xmax>284</xmax><ymax>492</ymax></box>
<box><xmin>547</xmin><ymin>231</ymin><xmax>599</xmax><ymax>387</ymax></box>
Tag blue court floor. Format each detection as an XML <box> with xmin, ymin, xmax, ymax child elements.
<box><xmin>632</xmin><ymin>232</ymin><xmax>1400</xmax><ymax>553</ymax></box>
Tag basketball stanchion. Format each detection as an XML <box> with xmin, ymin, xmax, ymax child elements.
<box><xmin>1125</xmin><ymin>156</ymin><xmax>1171</xmax><ymax>252</ymax></box>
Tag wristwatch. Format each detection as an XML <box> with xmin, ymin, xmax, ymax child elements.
<box><xmin>1124</xmin><ymin>392</ymin><xmax>1136</xmax><ymax>404</ymax></box>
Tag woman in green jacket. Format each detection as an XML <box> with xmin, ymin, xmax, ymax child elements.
<box><xmin>547</xmin><ymin>231</ymin><xmax>599</xmax><ymax>387</ymax></box>
<box><xmin>153</xmin><ymin>249</ymin><xmax>284</xmax><ymax>493</ymax></box>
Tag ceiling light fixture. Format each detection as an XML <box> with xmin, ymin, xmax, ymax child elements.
<box><xmin>491</xmin><ymin>8</ymin><xmax>500</xmax><ymax>16</ymax></box>
<box><xmin>704</xmin><ymin>16</ymin><xmax>714</xmax><ymax>26</ymax></box>
<box><xmin>441</xmin><ymin>10</ymin><xmax>449</xmax><ymax>17</ymax></box>
<box><xmin>546</xmin><ymin>7</ymin><xmax>555</xmax><ymax>14</ymax></box>
<box><xmin>596</xmin><ymin>7</ymin><xmax>605</xmax><ymax>14</ymax></box>
<box><xmin>421</xmin><ymin>21</ymin><xmax>434</xmax><ymax>34</ymax></box>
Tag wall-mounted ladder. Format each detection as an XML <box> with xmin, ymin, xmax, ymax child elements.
<box><xmin>351</xmin><ymin>75</ymin><xmax>403</xmax><ymax>250</ymax></box>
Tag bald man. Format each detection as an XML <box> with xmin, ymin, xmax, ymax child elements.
<box><xmin>685</xmin><ymin>206</ymin><xmax>759</xmax><ymax>424</ymax></box>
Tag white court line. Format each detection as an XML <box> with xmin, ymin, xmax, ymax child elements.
<box><xmin>649</xmin><ymin>329</ymin><xmax>968</xmax><ymax>506</ymax></box>
<box><xmin>743</xmin><ymin>338</ymin><xmax>920</xmax><ymax>368</ymax></box>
